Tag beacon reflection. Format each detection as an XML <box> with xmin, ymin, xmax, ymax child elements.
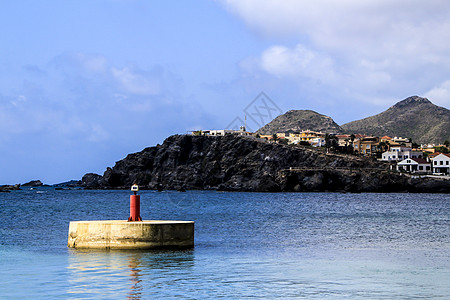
<box><xmin>127</xmin><ymin>254</ymin><xmax>143</xmax><ymax>299</ymax></box>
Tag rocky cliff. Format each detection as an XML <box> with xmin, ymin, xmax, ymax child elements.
<box><xmin>82</xmin><ymin>134</ymin><xmax>449</xmax><ymax>193</ymax></box>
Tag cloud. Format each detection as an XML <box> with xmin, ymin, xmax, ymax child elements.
<box><xmin>221</xmin><ymin>0</ymin><xmax>450</xmax><ymax>57</ymax></box>
<box><xmin>221</xmin><ymin>0</ymin><xmax>450</xmax><ymax>108</ymax></box>
<box><xmin>258</xmin><ymin>44</ymin><xmax>334</xmax><ymax>81</ymax></box>
<box><xmin>78</xmin><ymin>53</ymin><xmax>108</xmax><ymax>73</ymax></box>
<box><xmin>0</xmin><ymin>52</ymin><xmax>216</xmax><ymax>183</ymax></box>
<box><xmin>111</xmin><ymin>66</ymin><xmax>161</xmax><ymax>95</ymax></box>
<box><xmin>87</xmin><ymin>124</ymin><xmax>110</xmax><ymax>142</ymax></box>
<box><xmin>0</xmin><ymin>52</ymin><xmax>213</xmax><ymax>141</ymax></box>
<box><xmin>425</xmin><ymin>80</ymin><xmax>450</xmax><ymax>107</ymax></box>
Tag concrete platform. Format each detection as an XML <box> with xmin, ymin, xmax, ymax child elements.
<box><xmin>67</xmin><ymin>220</ymin><xmax>194</xmax><ymax>250</ymax></box>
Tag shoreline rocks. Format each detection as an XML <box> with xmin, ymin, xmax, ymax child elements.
<box><xmin>22</xmin><ymin>180</ymin><xmax>45</xmax><ymax>187</ymax></box>
<box><xmin>0</xmin><ymin>184</ymin><xmax>21</xmax><ymax>192</ymax></box>
<box><xmin>81</xmin><ymin>134</ymin><xmax>450</xmax><ymax>193</ymax></box>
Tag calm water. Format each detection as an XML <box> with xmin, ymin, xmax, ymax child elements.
<box><xmin>0</xmin><ymin>190</ymin><xmax>449</xmax><ymax>299</ymax></box>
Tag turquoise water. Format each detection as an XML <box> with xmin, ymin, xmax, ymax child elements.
<box><xmin>0</xmin><ymin>190</ymin><xmax>449</xmax><ymax>298</ymax></box>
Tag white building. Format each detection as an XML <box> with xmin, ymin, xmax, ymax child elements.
<box><xmin>432</xmin><ymin>153</ymin><xmax>450</xmax><ymax>174</ymax></box>
<box><xmin>392</xmin><ymin>136</ymin><xmax>411</xmax><ymax>147</ymax></box>
<box><xmin>397</xmin><ymin>158</ymin><xmax>431</xmax><ymax>173</ymax></box>
<box><xmin>310</xmin><ymin>137</ymin><xmax>326</xmax><ymax>147</ymax></box>
<box><xmin>382</xmin><ymin>147</ymin><xmax>423</xmax><ymax>161</ymax></box>
<box><xmin>199</xmin><ymin>126</ymin><xmax>251</xmax><ymax>136</ymax></box>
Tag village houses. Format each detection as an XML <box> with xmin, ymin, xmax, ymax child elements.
<box><xmin>191</xmin><ymin>127</ymin><xmax>448</xmax><ymax>176</ymax></box>
<box><xmin>381</xmin><ymin>146</ymin><xmax>424</xmax><ymax>161</ymax></box>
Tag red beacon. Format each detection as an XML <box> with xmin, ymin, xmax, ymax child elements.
<box><xmin>128</xmin><ymin>184</ymin><xmax>142</xmax><ymax>221</ymax></box>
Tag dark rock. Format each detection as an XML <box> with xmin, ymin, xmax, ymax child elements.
<box><xmin>81</xmin><ymin>134</ymin><xmax>450</xmax><ymax>193</ymax></box>
<box><xmin>22</xmin><ymin>180</ymin><xmax>44</xmax><ymax>187</ymax></box>
<box><xmin>81</xmin><ymin>173</ymin><xmax>102</xmax><ymax>189</ymax></box>
<box><xmin>0</xmin><ymin>184</ymin><xmax>21</xmax><ymax>192</ymax></box>
<box><xmin>53</xmin><ymin>180</ymin><xmax>82</xmax><ymax>188</ymax></box>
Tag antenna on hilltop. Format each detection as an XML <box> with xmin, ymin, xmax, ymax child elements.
<box><xmin>244</xmin><ymin>114</ymin><xmax>247</xmax><ymax>131</ymax></box>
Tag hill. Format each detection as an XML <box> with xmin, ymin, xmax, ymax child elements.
<box><xmin>81</xmin><ymin>134</ymin><xmax>449</xmax><ymax>193</ymax></box>
<box><xmin>256</xmin><ymin>110</ymin><xmax>342</xmax><ymax>135</ymax></box>
<box><xmin>341</xmin><ymin>96</ymin><xmax>450</xmax><ymax>144</ymax></box>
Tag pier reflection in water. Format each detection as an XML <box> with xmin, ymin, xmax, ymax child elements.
<box><xmin>67</xmin><ymin>249</ymin><xmax>195</xmax><ymax>299</ymax></box>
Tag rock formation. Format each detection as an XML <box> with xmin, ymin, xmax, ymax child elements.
<box><xmin>82</xmin><ymin>134</ymin><xmax>449</xmax><ymax>193</ymax></box>
<box><xmin>22</xmin><ymin>180</ymin><xmax>44</xmax><ymax>187</ymax></box>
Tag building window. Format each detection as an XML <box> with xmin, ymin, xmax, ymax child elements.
<box><xmin>419</xmin><ymin>166</ymin><xmax>423</xmax><ymax>170</ymax></box>
<box><xmin>434</xmin><ymin>161</ymin><xmax>437</xmax><ymax>165</ymax></box>
<box><xmin>441</xmin><ymin>161</ymin><xmax>443</xmax><ymax>165</ymax></box>
<box><xmin>447</xmin><ymin>161</ymin><xmax>449</xmax><ymax>165</ymax></box>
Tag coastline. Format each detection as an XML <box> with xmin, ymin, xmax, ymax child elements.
<box><xmin>4</xmin><ymin>135</ymin><xmax>449</xmax><ymax>194</ymax></box>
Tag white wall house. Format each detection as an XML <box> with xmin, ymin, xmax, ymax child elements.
<box><xmin>397</xmin><ymin>158</ymin><xmax>431</xmax><ymax>173</ymax></box>
<box><xmin>382</xmin><ymin>147</ymin><xmax>424</xmax><ymax>161</ymax></box>
<box><xmin>310</xmin><ymin>137</ymin><xmax>326</xmax><ymax>147</ymax></box>
<box><xmin>432</xmin><ymin>153</ymin><xmax>450</xmax><ymax>174</ymax></box>
<box><xmin>201</xmin><ymin>127</ymin><xmax>250</xmax><ymax>136</ymax></box>
<box><xmin>392</xmin><ymin>136</ymin><xmax>412</xmax><ymax>147</ymax></box>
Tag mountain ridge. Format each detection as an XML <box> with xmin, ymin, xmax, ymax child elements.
<box><xmin>341</xmin><ymin>96</ymin><xmax>450</xmax><ymax>143</ymax></box>
<box><xmin>256</xmin><ymin>110</ymin><xmax>342</xmax><ymax>135</ymax></box>
<box><xmin>257</xmin><ymin>96</ymin><xmax>449</xmax><ymax>144</ymax></box>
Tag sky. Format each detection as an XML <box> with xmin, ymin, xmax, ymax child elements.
<box><xmin>1</xmin><ymin>0</ymin><xmax>450</xmax><ymax>184</ymax></box>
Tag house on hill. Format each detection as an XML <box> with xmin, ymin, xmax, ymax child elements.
<box><xmin>336</xmin><ymin>134</ymin><xmax>350</xmax><ymax>147</ymax></box>
<box><xmin>353</xmin><ymin>136</ymin><xmax>379</xmax><ymax>156</ymax></box>
<box><xmin>287</xmin><ymin>130</ymin><xmax>325</xmax><ymax>147</ymax></box>
<box><xmin>428</xmin><ymin>152</ymin><xmax>442</xmax><ymax>160</ymax></box>
<box><xmin>432</xmin><ymin>153</ymin><xmax>450</xmax><ymax>174</ymax></box>
<box><xmin>391</xmin><ymin>137</ymin><xmax>412</xmax><ymax>147</ymax></box>
<box><xmin>380</xmin><ymin>136</ymin><xmax>392</xmax><ymax>143</ymax></box>
<box><xmin>397</xmin><ymin>158</ymin><xmax>431</xmax><ymax>173</ymax></box>
<box><xmin>382</xmin><ymin>146</ymin><xmax>423</xmax><ymax>161</ymax></box>
<box><xmin>196</xmin><ymin>126</ymin><xmax>251</xmax><ymax>136</ymax></box>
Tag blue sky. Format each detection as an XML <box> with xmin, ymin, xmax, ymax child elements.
<box><xmin>1</xmin><ymin>0</ymin><xmax>450</xmax><ymax>184</ymax></box>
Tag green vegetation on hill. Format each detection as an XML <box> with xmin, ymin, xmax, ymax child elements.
<box><xmin>341</xmin><ymin>96</ymin><xmax>450</xmax><ymax>144</ymax></box>
<box><xmin>256</xmin><ymin>110</ymin><xmax>342</xmax><ymax>135</ymax></box>
<box><xmin>256</xmin><ymin>96</ymin><xmax>450</xmax><ymax>144</ymax></box>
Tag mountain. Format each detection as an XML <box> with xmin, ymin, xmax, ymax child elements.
<box><xmin>81</xmin><ymin>134</ymin><xmax>449</xmax><ymax>193</ymax></box>
<box><xmin>341</xmin><ymin>96</ymin><xmax>450</xmax><ymax>144</ymax></box>
<box><xmin>256</xmin><ymin>110</ymin><xmax>342</xmax><ymax>135</ymax></box>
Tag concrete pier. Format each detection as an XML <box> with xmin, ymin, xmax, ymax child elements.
<box><xmin>68</xmin><ymin>220</ymin><xmax>194</xmax><ymax>250</ymax></box>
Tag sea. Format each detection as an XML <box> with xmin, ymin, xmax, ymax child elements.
<box><xmin>0</xmin><ymin>189</ymin><xmax>449</xmax><ymax>299</ymax></box>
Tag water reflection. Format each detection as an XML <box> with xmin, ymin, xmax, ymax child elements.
<box><xmin>127</xmin><ymin>254</ymin><xmax>142</xmax><ymax>299</ymax></box>
<box><xmin>67</xmin><ymin>249</ymin><xmax>194</xmax><ymax>299</ymax></box>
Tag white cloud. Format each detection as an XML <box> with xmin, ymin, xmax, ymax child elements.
<box><xmin>112</xmin><ymin>66</ymin><xmax>161</xmax><ymax>95</ymax></box>
<box><xmin>221</xmin><ymin>0</ymin><xmax>450</xmax><ymax>58</ymax></box>
<box><xmin>222</xmin><ymin>0</ymin><xmax>450</xmax><ymax>107</ymax></box>
<box><xmin>77</xmin><ymin>53</ymin><xmax>108</xmax><ymax>73</ymax></box>
<box><xmin>10</xmin><ymin>95</ymin><xmax>27</xmax><ymax>107</ymax></box>
<box><xmin>87</xmin><ymin>124</ymin><xmax>110</xmax><ymax>142</ymax></box>
<box><xmin>259</xmin><ymin>44</ymin><xmax>334</xmax><ymax>81</ymax></box>
<box><xmin>425</xmin><ymin>80</ymin><xmax>450</xmax><ymax>107</ymax></box>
